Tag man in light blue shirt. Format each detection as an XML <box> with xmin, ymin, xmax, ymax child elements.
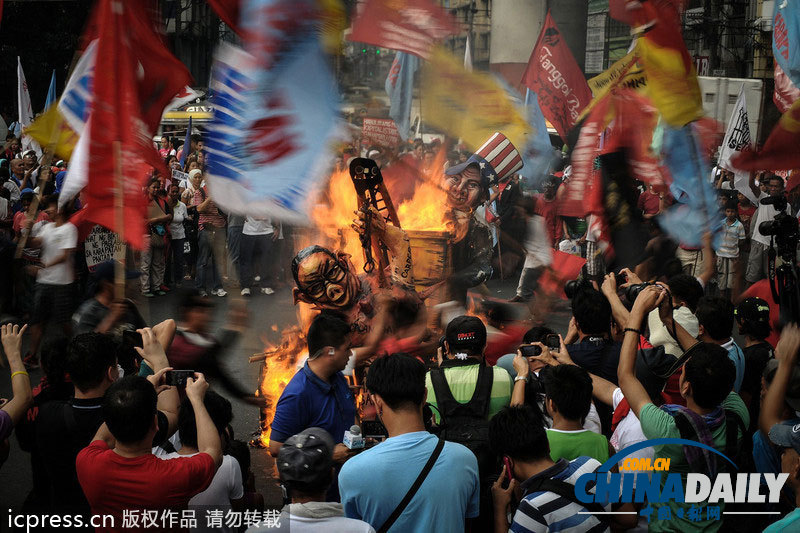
<box><xmin>339</xmin><ymin>354</ymin><xmax>480</xmax><ymax>532</ymax></box>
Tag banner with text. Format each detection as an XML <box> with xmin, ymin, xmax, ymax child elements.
<box><xmin>522</xmin><ymin>12</ymin><xmax>592</xmax><ymax>142</ymax></box>
<box><xmin>362</xmin><ymin>118</ymin><xmax>401</xmax><ymax>148</ymax></box>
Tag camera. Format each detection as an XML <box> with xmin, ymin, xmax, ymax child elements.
<box><xmin>614</xmin><ymin>271</ymin><xmax>627</xmax><ymax>287</ymax></box>
<box><xmin>544</xmin><ymin>334</ymin><xmax>560</xmax><ymax>351</ymax></box>
<box><xmin>625</xmin><ymin>282</ymin><xmax>655</xmax><ymax>303</ymax></box>
<box><xmin>564</xmin><ymin>278</ymin><xmax>592</xmax><ymax>299</ymax></box>
<box><xmin>165</xmin><ymin>370</ymin><xmax>195</xmax><ymax>387</ymax></box>
<box><xmin>519</xmin><ymin>344</ymin><xmax>542</xmax><ymax>357</ymax></box>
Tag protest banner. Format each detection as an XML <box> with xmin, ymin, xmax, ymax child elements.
<box><xmin>362</xmin><ymin>118</ymin><xmax>401</xmax><ymax>148</ymax></box>
<box><xmin>84</xmin><ymin>225</ymin><xmax>123</xmax><ymax>271</ymax></box>
<box><xmin>521</xmin><ymin>12</ymin><xmax>592</xmax><ymax>142</ymax></box>
<box><xmin>587</xmin><ymin>51</ymin><xmax>647</xmax><ymax>96</ymax></box>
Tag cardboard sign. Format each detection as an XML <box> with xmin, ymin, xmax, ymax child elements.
<box><xmin>84</xmin><ymin>225</ymin><xmax>123</xmax><ymax>271</ymax></box>
<box><xmin>362</xmin><ymin>118</ymin><xmax>401</xmax><ymax>148</ymax></box>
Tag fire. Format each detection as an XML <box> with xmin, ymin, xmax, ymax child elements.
<box><xmin>254</xmin><ymin>325</ymin><xmax>306</xmax><ymax>447</ymax></box>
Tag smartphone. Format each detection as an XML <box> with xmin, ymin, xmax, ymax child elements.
<box><xmin>503</xmin><ymin>456</ymin><xmax>513</xmax><ymax>483</ymax></box>
<box><xmin>122</xmin><ymin>330</ymin><xmax>143</xmax><ymax>349</ymax></box>
<box><xmin>544</xmin><ymin>334</ymin><xmax>561</xmax><ymax>351</ymax></box>
<box><xmin>165</xmin><ymin>370</ymin><xmax>195</xmax><ymax>387</ymax></box>
<box><xmin>519</xmin><ymin>344</ymin><xmax>542</xmax><ymax>357</ymax></box>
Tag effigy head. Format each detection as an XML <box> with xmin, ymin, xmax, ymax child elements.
<box><xmin>292</xmin><ymin>245</ymin><xmax>361</xmax><ymax>310</ymax></box>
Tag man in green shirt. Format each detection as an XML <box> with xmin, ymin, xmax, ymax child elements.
<box><xmin>620</xmin><ymin>284</ymin><xmax>747</xmax><ymax>533</ymax></box>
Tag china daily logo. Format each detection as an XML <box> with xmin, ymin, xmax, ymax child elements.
<box><xmin>574</xmin><ymin>439</ymin><xmax>787</xmax><ymax>518</ymax></box>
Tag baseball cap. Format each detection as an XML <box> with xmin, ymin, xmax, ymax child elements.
<box><xmin>445</xmin><ymin>315</ymin><xmax>487</xmax><ymax>355</ymax></box>
<box><xmin>277</xmin><ymin>427</ymin><xmax>335</xmax><ymax>488</ymax></box>
<box><xmin>763</xmin><ymin>359</ymin><xmax>800</xmax><ymax>412</ymax></box>
<box><xmin>20</xmin><ymin>188</ymin><xmax>35</xmax><ymax>199</ymax></box>
<box><xmin>735</xmin><ymin>297</ymin><xmax>770</xmax><ymax>324</ymax></box>
<box><xmin>768</xmin><ymin>419</ymin><xmax>800</xmax><ymax>454</ymax></box>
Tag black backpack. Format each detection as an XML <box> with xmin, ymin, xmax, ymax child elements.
<box><xmin>429</xmin><ymin>361</ymin><xmax>494</xmax><ymax>474</ymax></box>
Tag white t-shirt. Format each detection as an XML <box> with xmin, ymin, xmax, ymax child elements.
<box><xmin>647</xmin><ymin>306</ymin><xmax>699</xmax><ymax>358</ymax></box>
<box><xmin>243</xmin><ymin>216</ymin><xmax>273</xmax><ymax>236</ymax></box>
<box><xmin>246</xmin><ymin>506</ymin><xmax>375</xmax><ymax>533</ymax></box>
<box><xmin>752</xmin><ymin>191</ymin><xmax>792</xmax><ymax>246</ymax></box>
<box><xmin>170</xmin><ymin>201</ymin><xmax>187</xmax><ymax>240</ymax></box>
<box><xmin>34</xmin><ymin>221</ymin><xmax>78</xmax><ymax>285</ymax></box>
<box><xmin>157</xmin><ymin>451</ymin><xmax>243</xmax><ymax>533</ymax></box>
<box><xmin>609</xmin><ymin>388</ymin><xmax>654</xmax><ymax>476</ymax></box>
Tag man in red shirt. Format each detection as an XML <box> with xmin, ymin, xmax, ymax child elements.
<box><xmin>76</xmin><ymin>368</ymin><xmax>222</xmax><ymax>532</ymax></box>
<box><xmin>536</xmin><ymin>176</ymin><xmax>562</xmax><ymax>248</ymax></box>
<box><xmin>637</xmin><ymin>184</ymin><xmax>663</xmax><ymax>220</ymax></box>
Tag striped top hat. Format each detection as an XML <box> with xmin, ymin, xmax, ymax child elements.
<box><xmin>445</xmin><ymin>132</ymin><xmax>524</xmax><ymax>186</ymax></box>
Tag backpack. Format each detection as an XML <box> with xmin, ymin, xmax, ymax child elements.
<box><xmin>429</xmin><ymin>361</ymin><xmax>494</xmax><ymax>474</ymax></box>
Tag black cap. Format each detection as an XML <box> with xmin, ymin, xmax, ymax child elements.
<box><xmin>445</xmin><ymin>315</ymin><xmax>487</xmax><ymax>355</ymax></box>
<box><xmin>735</xmin><ymin>297</ymin><xmax>770</xmax><ymax>324</ymax></box>
<box><xmin>277</xmin><ymin>427</ymin><xmax>335</xmax><ymax>487</ymax></box>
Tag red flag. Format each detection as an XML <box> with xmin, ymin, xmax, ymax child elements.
<box><xmin>538</xmin><ymin>250</ymin><xmax>587</xmax><ymax>299</ymax></box>
<box><xmin>208</xmin><ymin>0</ymin><xmax>241</xmax><ymax>36</ymax></box>
<box><xmin>521</xmin><ymin>12</ymin><xmax>592</xmax><ymax>142</ymax></box>
<box><xmin>733</xmin><ymin>97</ymin><xmax>800</xmax><ymax>172</ymax></box>
<box><xmin>775</xmin><ymin>62</ymin><xmax>800</xmax><ymax>113</ymax></box>
<box><xmin>81</xmin><ymin>0</ymin><xmax>192</xmax><ymax>249</ymax></box>
<box><xmin>349</xmin><ymin>0</ymin><xmax>460</xmax><ymax>59</ymax></box>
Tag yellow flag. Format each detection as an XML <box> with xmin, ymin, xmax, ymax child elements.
<box><xmin>421</xmin><ymin>46</ymin><xmax>530</xmax><ymax>150</ymax></box>
<box><xmin>588</xmin><ymin>51</ymin><xmax>647</xmax><ymax>96</ymax></box>
<box><xmin>24</xmin><ymin>104</ymin><xmax>78</xmax><ymax>160</ymax></box>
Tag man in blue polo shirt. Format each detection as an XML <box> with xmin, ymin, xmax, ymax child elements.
<box><xmin>268</xmin><ymin>313</ymin><xmax>358</xmax><ymax>501</ymax></box>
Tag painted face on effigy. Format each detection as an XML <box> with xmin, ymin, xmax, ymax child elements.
<box><xmin>292</xmin><ymin>246</ymin><xmax>362</xmax><ymax>310</ymax></box>
<box><xmin>442</xmin><ymin>164</ymin><xmax>483</xmax><ymax>211</ymax></box>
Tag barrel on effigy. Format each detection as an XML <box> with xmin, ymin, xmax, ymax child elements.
<box><xmin>406</xmin><ymin>229</ymin><xmax>451</xmax><ymax>289</ymax></box>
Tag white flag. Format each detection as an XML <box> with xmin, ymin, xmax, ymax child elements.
<box><xmin>464</xmin><ymin>35</ymin><xmax>473</xmax><ymax>72</ymax></box>
<box><xmin>718</xmin><ymin>84</ymin><xmax>756</xmax><ymax>203</ymax></box>
<box><xmin>58</xmin><ymin>40</ymin><xmax>97</xmax><ymax>135</ymax></box>
<box><xmin>17</xmin><ymin>57</ymin><xmax>41</xmax><ymax>156</ymax></box>
<box><xmin>58</xmin><ymin>117</ymin><xmax>90</xmax><ymax>208</ymax></box>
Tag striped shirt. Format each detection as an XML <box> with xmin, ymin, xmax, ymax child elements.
<box><xmin>512</xmin><ymin>457</ymin><xmax>610</xmax><ymax>533</ymax></box>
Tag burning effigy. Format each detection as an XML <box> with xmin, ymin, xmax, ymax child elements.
<box><xmin>251</xmin><ymin>131</ymin><xmax>525</xmax><ymax>445</ymax></box>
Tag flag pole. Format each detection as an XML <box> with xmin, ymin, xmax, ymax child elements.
<box><xmin>113</xmin><ymin>140</ymin><xmax>125</xmax><ymax>300</ymax></box>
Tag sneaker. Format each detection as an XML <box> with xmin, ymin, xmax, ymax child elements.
<box><xmin>213</xmin><ymin>288</ymin><xmax>228</xmax><ymax>297</ymax></box>
<box><xmin>142</xmin><ymin>291</ymin><xmax>155</xmax><ymax>298</ymax></box>
<box><xmin>261</xmin><ymin>287</ymin><xmax>275</xmax><ymax>295</ymax></box>
<box><xmin>159</xmin><ymin>285</ymin><xmax>171</xmax><ymax>293</ymax></box>
<box><xmin>241</xmin><ymin>288</ymin><xmax>251</xmax><ymax>296</ymax></box>
<box><xmin>199</xmin><ymin>290</ymin><xmax>209</xmax><ymax>298</ymax></box>
<box><xmin>23</xmin><ymin>352</ymin><xmax>39</xmax><ymax>370</ymax></box>
<box><xmin>254</xmin><ymin>275</ymin><xmax>261</xmax><ymax>282</ymax></box>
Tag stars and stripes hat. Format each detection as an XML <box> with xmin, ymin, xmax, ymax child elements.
<box><xmin>445</xmin><ymin>132</ymin><xmax>524</xmax><ymax>186</ymax></box>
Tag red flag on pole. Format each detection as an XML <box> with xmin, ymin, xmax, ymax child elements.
<box><xmin>349</xmin><ymin>0</ymin><xmax>460</xmax><ymax>59</ymax></box>
<box><xmin>521</xmin><ymin>12</ymin><xmax>592</xmax><ymax>142</ymax></box>
<box><xmin>80</xmin><ymin>0</ymin><xmax>192</xmax><ymax>249</ymax></box>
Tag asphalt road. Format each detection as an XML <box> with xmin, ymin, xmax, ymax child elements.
<box><xmin>0</xmin><ymin>275</ymin><xmax>569</xmax><ymax>515</ymax></box>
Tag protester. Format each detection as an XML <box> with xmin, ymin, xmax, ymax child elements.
<box><xmin>167</xmin><ymin>183</ymin><xmax>188</xmax><ymax>287</ymax></box>
<box><xmin>250</xmin><ymin>428</ymin><xmax>374</xmax><ymax>533</ymax></box>
<box><xmin>747</xmin><ymin>173</ymin><xmax>791</xmax><ymax>285</ymax></box>
<box><xmin>736</xmin><ymin>297</ymin><xmax>775</xmax><ymax>432</ymax></box>
<box><xmin>239</xmin><ymin>215</ymin><xmax>276</xmax><ymax>296</ymax></box>
<box><xmin>141</xmin><ymin>177</ymin><xmax>172</xmax><ymax>297</ymax></box>
<box><xmin>339</xmin><ymin>354</ymin><xmax>480</xmax><ymax>532</ymax></box>
<box><xmin>71</xmin><ymin>260</ymin><xmax>146</xmax><ymax>336</ymax></box>
<box><xmin>23</xmin><ymin>194</ymin><xmax>77</xmax><ymax>368</ymax></box>
<box><xmin>191</xmin><ymin>170</ymin><xmax>227</xmax><ymax>297</ymax></box>
<box><xmin>716</xmin><ymin>199</ymin><xmax>746</xmax><ymax>299</ymax></box>
<box><xmin>0</xmin><ymin>323</ymin><xmax>33</xmax><ymax>467</ymax></box>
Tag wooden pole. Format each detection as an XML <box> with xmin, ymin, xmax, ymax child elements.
<box><xmin>113</xmin><ymin>141</ymin><xmax>126</xmax><ymax>301</ymax></box>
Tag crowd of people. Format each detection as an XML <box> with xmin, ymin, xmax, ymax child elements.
<box><xmin>3</xmin><ymin>124</ymin><xmax>800</xmax><ymax>533</ymax></box>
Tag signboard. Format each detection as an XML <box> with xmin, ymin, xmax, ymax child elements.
<box><xmin>362</xmin><ymin>118</ymin><xmax>402</xmax><ymax>148</ymax></box>
<box><xmin>172</xmin><ymin>169</ymin><xmax>190</xmax><ymax>189</ymax></box>
<box><xmin>694</xmin><ymin>55</ymin><xmax>709</xmax><ymax>76</ymax></box>
<box><xmin>84</xmin><ymin>225</ymin><xmax>123</xmax><ymax>271</ymax></box>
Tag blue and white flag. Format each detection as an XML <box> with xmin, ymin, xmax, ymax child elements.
<box><xmin>58</xmin><ymin>39</ymin><xmax>97</xmax><ymax>135</ymax></box>
<box><xmin>205</xmin><ymin>41</ymin><xmax>341</xmax><ymax>222</ymax></box>
<box><xmin>774</xmin><ymin>0</ymin><xmax>800</xmax><ymax>88</ymax></box>
<box><xmin>519</xmin><ymin>90</ymin><xmax>558</xmax><ymax>189</ymax></box>
<box><xmin>385</xmin><ymin>52</ymin><xmax>418</xmax><ymax>141</ymax></box>
<box><xmin>44</xmin><ymin>70</ymin><xmax>57</xmax><ymax>111</ymax></box>
<box><xmin>658</xmin><ymin>124</ymin><xmax>723</xmax><ymax>249</ymax></box>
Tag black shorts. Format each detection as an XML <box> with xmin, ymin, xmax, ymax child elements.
<box><xmin>31</xmin><ymin>283</ymin><xmax>75</xmax><ymax>325</ymax></box>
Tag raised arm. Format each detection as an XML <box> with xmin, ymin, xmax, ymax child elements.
<box><xmin>760</xmin><ymin>325</ymin><xmax>800</xmax><ymax>435</ymax></box>
<box><xmin>136</xmin><ymin>327</ymin><xmax>180</xmax><ymax>434</ymax></box>
<box><xmin>0</xmin><ymin>324</ymin><xmax>33</xmax><ymax>426</ymax></box>
<box><xmin>186</xmin><ymin>373</ymin><xmax>222</xmax><ymax>468</ymax></box>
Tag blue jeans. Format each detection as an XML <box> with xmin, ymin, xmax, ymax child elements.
<box><xmin>239</xmin><ymin>233</ymin><xmax>273</xmax><ymax>288</ymax></box>
<box><xmin>196</xmin><ymin>227</ymin><xmax>225</xmax><ymax>291</ymax></box>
